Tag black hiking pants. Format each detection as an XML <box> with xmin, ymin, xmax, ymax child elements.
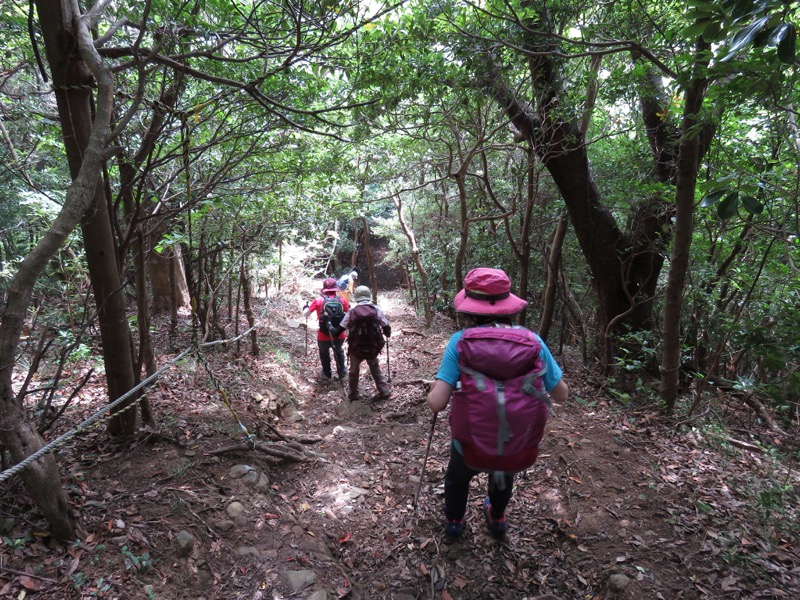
<box><xmin>444</xmin><ymin>443</ymin><xmax>513</xmax><ymax>522</ymax></box>
<box><xmin>318</xmin><ymin>338</ymin><xmax>347</xmax><ymax>379</ymax></box>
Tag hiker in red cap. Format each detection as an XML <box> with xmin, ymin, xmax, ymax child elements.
<box><xmin>302</xmin><ymin>278</ymin><xmax>350</xmax><ymax>380</ymax></box>
<box><xmin>427</xmin><ymin>267</ymin><xmax>568</xmax><ymax>542</ymax></box>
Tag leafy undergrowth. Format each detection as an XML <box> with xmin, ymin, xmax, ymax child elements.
<box><xmin>1</xmin><ymin>285</ymin><xmax>799</xmax><ymax>599</ymax></box>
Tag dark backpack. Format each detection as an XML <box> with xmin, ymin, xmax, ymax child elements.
<box><xmin>320</xmin><ymin>296</ymin><xmax>345</xmax><ymax>335</ymax></box>
<box><xmin>346</xmin><ymin>304</ymin><xmax>385</xmax><ymax>360</ymax></box>
<box><xmin>450</xmin><ymin>326</ymin><xmax>551</xmax><ymax>473</ymax></box>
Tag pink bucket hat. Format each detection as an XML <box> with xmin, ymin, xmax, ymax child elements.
<box><xmin>453</xmin><ymin>268</ymin><xmax>528</xmax><ymax>316</ymax></box>
<box><xmin>322</xmin><ymin>277</ymin><xmax>338</xmax><ymax>293</ymax></box>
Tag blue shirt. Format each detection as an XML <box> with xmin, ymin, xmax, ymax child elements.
<box><xmin>434</xmin><ymin>327</ymin><xmax>563</xmax><ymax>392</ymax></box>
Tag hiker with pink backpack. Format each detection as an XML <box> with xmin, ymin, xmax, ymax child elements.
<box><xmin>427</xmin><ymin>267</ymin><xmax>568</xmax><ymax>542</ymax></box>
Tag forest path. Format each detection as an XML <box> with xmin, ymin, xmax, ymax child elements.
<box><xmin>1</xmin><ymin>285</ymin><xmax>798</xmax><ymax>599</ymax></box>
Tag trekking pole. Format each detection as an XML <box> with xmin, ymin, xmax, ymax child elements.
<box><xmin>304</xmin><ymin>314</ymin><xmax>308</xmax><ymax>356</ymax></box>
<box><xmin>385</xmin><ymin>338</ymin><xmax>391</xmax><ymax>382</ymax></box>
<box><xmin>413</xmin><ymin>412</ymin><xmax>438</xmax><ymax>516</ymax></box>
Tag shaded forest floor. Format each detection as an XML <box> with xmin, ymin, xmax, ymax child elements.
<box><xmin>2</xmin><ymin>284</ymin><xmax>800</xmax><ymax>599</ymax></box>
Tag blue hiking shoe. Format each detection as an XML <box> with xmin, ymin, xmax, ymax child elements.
<box><xmin>483</xmin><ymin>497</ymin><xmax>508</xmax><ymax>539</ymax></box>
<box><xmin>444</xmin><ymin>517</ymin><xmax>465</xmax><ymax>542</ymax></box>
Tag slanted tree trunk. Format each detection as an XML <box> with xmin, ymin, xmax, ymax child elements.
<box><xmin>476</xmin><ymin>10</ymin><xmax>707</xmax><ymax>368</ymax></box>
<box><xmin>0</xmin><ymin>0</ymin><xmax>119</xmax><ymax>538</ymax></box>
<box><xmin>393</xmin><ymin>197</ymin><xmax>432</xmax><ymax>325</ymax></box>
<box><xmin>483</xmin><ymin>70</ymin><xmax>636</xmax><ymax>358</ymax></box>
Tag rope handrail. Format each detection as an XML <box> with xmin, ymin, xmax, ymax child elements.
<box><xmin>0</xmin><ymin>325</ymin><xmax>256</xmax><ymax>485</ymax></box>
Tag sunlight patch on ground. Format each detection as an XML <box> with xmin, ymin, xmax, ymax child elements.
<box><xmin>314</xmin><ymin>482</ymin><xmax>370</xmax><ymax>517</ymax></box>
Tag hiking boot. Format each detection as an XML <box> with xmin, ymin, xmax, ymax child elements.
<box><xmin>444</xmin><ymin>517</ymin><xmax>465</xmax><ymax>542</ymax></box>
<box><xmin>483</xmin><ymin>497</ymin><xmax>508</xmax><ymax>539</ymax></box>
<box><xmin>320</xmin><ymin>369</ymin><xmax>332</xmax><ymax>380</ymax></box>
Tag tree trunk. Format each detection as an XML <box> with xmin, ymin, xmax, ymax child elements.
<box><xmin>485</xmin><ymin>76</ymin><xmax>633</xmax><ymax>328</ymax></box>
<box><xmin>453</xmin><ymin>171</ymin><xmax>469</xmax><ymax>293</ymax></box>
<box><xmin>134</xmin><ymin>231</ymin><xmax>156</xmax><ymax>429</ymax></box>
<box><xmin>477</xmin><ymin>21</ymin><xmax>703</xmax><ymax>366</ymax></box>
<box><xmin>241</xmin><ymin>264</ymin><xmax>259</xmax><ymax>355</ymax></box>
<box><xmin>350</xmin><ymin>224</ymin><xmax>360</xmax><ymax>271</ymax></box>
<box><xmin>361</xmin><ymin>217</ymin><xmax>376</xmax><ymax>299</ymax></box>
<box><xmin>539</xmin><ymin>212</ymin><xmax>569</xmax><ymax>341</ymax></box>
<box><xmin>0</xmin><ymin>0</ymin><xmax>122</xmax><ymax>538</ymax></box>
<box><xmin>117</xmin><ymin>93</ymin><xmax>177</xmax><ymax>430</ymax></box>
<box><xmin>149</xmin><ymin>241</ymin><xmax>191</xmax><ymax>312</ymax></box>
<box><xmin>660</xmin><ymin>40</ymin><xmax>711</xmax><ymax>414</ymax></box>
<box><xmin>169</xmin><ymin>251</ymin><xmax>179</xmax><ymax>348</ymax></box>
<box><xmin>0</xmin><ymin>394</ymin><xmax>76</xmax><ymax>539</ymax></box>
<box><xmin>36</xmin><ymin>0</ymin><xmax>137</xmax><ymax>437</ymax></box>
<box><xmin>479</xmin><ymin>148</ymin><xmax>538</xmax><ymax>325</ymax></box>
<box><xmin>403</xmin><ymin>260</ymin><xmax>417</xmax><ymax>307</ymax></box>
<box><xmin>80</xmin><ymin>195</ymin><xmax>138</xmax><ymax>435</ymax></box>
<box><xmin>278</xmin><ymin>239</ymin><xmax>283</xmax><ymax>291</ymax></box>
<box><xmin>392</xmin><ymin>198</ymin><xmax>431</xmax><ymax>325</ymax></box>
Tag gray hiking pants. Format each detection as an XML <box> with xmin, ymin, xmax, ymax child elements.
<box><xmin>348</xmin><ymin>354</ymin><xmax>389</xmax><ymax>401</ymax></box>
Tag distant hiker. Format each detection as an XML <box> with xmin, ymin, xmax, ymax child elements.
<box><xmin>332</xmin><ymin>285</ymin><xmax>391</xmax><ymax>402</ymax></box>
<box><xmin>337</xmin><ymin>269</ymin><xmax>358</xmax><ymax>303</ymax></box>
<box><xmin>426</xmin><ymin>267</ymin><xmax>568</xmax><ymax>543</ymax></box>
<box><xmin>302</xmin><ymin>278</ymin><xmax>349</xmax><ymax>380</ymax></box>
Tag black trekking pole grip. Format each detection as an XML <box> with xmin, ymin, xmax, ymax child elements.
<box><xmin>413</xmin><ymin>412</ymin><xmax>438</xmax><ymax>516</ymax></box>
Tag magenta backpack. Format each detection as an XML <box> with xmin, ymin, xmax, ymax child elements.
<box><xmin>450</xmin><ymin>326</ymin><xmax>551</xmax><ymax>473</ymax></box>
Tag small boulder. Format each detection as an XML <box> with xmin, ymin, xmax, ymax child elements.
<box><xmin>607</xmin><ymin>573</ymin><xmax>631</xmax><ymax>593</ymax></box>
<box><xmin>228</xmin><ymin>464</ymin><xmax>256</xmax><ymax>479</ymax></box>
<box><xmin>174</xmin><ymin>530</ymin><xmax>195</xmax><ymax>558</ymax></box>
<box><xmin>226</xmin><ymin>501</ymin><xmax>246</xmax><ymax>518</ymax></box>
<box><xmin>280</xmin><ymin>569</ymin><xmax>317</xmax><ymax>594</ymax></box>
<box><xmin>213</xmin><ymin>519</ymin><xmax>235</xmax><ymax>533</ymax></box>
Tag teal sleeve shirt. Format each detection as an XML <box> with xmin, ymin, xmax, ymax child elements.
<box><xmin>434</xmin><ymin>329</ymin><xmax>563</xmax><ymax>392</ymax></box>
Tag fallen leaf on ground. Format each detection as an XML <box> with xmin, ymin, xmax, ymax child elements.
<box><xmin>18</xmin><ymin>576</ymin><xmax>42</xmax><ymax>591</ymax></box>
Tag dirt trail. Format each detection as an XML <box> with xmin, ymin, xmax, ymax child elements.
<box><xmin>1</xmin><ymin>288</ymin><xmax>798</xmax><ymax>599</ymax></box>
